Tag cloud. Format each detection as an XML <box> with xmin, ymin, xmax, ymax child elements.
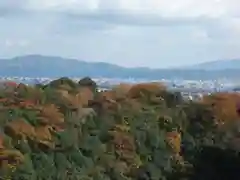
<box><xmin>0</xmin><ymin>0</ymin><xmax>28</xmax><ymax>17</ymax></box>
<box><xmin>0</xmin><ymin>0</ymin><xmax>238</xmax><ymax>36</ymax></box>
<box><xmin>0</xmin><ymin>0</ymin><xmax>239</xmax><ymax>29</ymax></box>
<box><xmin>11</xmin><ymin>0</ymin><xmax>239</xmax><ymax>17</ymax></box>
<box><xmin>63</xmin><ymin>11</ymin><xmax>217</xmax><ymax>27</ymax></box>
<box><xmin>0</xmin><ymin>0</ymin><xmax>239</xmax><ymax>68</ymax></box>
<box><xmin>1</xmin><ymin>0</ymin><xmax>239</xmax><ymax>18</ymax></box>
<box><xmin>4</xmin><ymin>39</ymin><xmax>30</xmax><ymax>47</ymax></box>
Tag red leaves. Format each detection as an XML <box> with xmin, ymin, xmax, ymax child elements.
<box><xmin>19</xmin><ymin>100</ymin><xmax>35</xmax><ymax>108</ymax></box>
<box><xmin>236</xmin><ymin>102</ymin><xmax>240</xmax><ymax>116</ymax></box>
<box><xmin>0</xmin><ymin>98</ymin><xmax>8</xmax><ymax>103</ymax></box>
<box><xmin>4</xmin><ymin>81</ymin><xmax>18</xmax><ymax>88</ymax></box>
<box><xmin>109</xmin><ymin>126</ymin><xmax>136</xmax><ymax>164</ymax></box>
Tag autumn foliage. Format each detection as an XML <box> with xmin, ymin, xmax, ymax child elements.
<box><xmin>0</xmin><ymin>77</ymin><xmax>239</xmax><ymax>179</ymax></box>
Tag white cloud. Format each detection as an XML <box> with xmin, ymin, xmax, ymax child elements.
<box><xmin>5</xmin><ymin>39</ymin><xmax>14</xmax><ymax>47</ymax></box>
<box><xmin>20</xmin><ymin>0</ymin><xmax>240</xmax><ymax>34</ymax></box>
<box><xmin>25</xmin><ymin>0</ymin><xmax>99</xmax><ymax>11</ymax></box>
<box><xmin>22</xmin><ymin>0</ymin><xmax>240</xmax><ymax>18</ymax></box>
<box><xmin>190</xmin><ymin>29</ymin><xmax>210</xmax><ymax>42</ymax></box>
<box><xmin>0</xmin><ymin>0</ymin><xmax>240</xmax><ymax>67</ymax></box>
<box><xmin>4</xmin><ymin>39</ymin><xmax>29</xmax><ymax>48</ymax></box>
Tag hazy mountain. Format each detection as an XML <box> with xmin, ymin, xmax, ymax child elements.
<box><xmin>0</xmin><ymin>55</ymin><xmax>240</xmax><ymax>80</ymax></box>
<box><xmin>182</xmin><ymin>59</ymin><xmax>240</xmax><ymax>70</ymax></box>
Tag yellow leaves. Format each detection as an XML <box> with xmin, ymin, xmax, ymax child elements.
<box><xmin>0</xmin><ymin>149</ymin><xmax>24</xmax><ymax>164</ymax></box>
<box><xmin>115</xmin><ymin>124</ymin><xmax>130</xmax><ymax>133</ymax></box>
<box><xmin>0</xmin><ymin>149</ymin><xmax>22</xmax><ymax>180</ymax></box>
<box><xmin>131</xmin><ymin>154</ymin><xmax>142</xmax><ymax>169</ymax></box>
<box><xmin>6</xmin><ymin>163</ymin><xmax>17</xmax><ymax>170</ymax></box>
<box><xmin>1</xmin><ymin>162</ymin><xmax>18</xmax><ymax>180</ymax></box>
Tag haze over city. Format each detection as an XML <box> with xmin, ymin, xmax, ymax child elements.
<box><xmin>0</xmin><ymin>0</ymin><xmax>240</xmax><ymax>68</ymax></box>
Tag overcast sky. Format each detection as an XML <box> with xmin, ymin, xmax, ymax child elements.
<box><xmin>0</xmin><ymin>0</ymin><xmax>239</xmax><ymax>68</ymax></box>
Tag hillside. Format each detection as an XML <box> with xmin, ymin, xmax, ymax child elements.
<box><xmin>1</xmin><ymin>55</ymin><xmax>240</xmax><ymax>80</ymax></box>
<box><xmin>183</xmin><ymin>59</ymin><xmax>240</xmax><ymax>70</ymax></box>
<box><xmin>1</xmin><ymin>78</ymin><xmax>240</xmax><ymax>179</ymax></box>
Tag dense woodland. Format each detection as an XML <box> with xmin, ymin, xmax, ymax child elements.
<box><xmin>0</xmin><ymin>77</ymin><xmax>240</xmax><ymax>180</ymax></box>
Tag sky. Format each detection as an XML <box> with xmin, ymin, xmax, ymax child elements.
<box><xmin>0</xmin><ymin>0</ymin><xmax>240</xmax><ymax>68</ymax></box>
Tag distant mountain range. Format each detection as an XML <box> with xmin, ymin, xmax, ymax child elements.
<box><xmin>0</xmin><ymin>55</ymin><xmax>240</xmax><ymax>80</ymax></box>
<box><xmin>183</xmin><ymin>59</ymin><xmax>240</xmax><ymax>70</ymax></box>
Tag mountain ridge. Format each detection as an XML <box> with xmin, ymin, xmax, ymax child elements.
<box><xmin>182</xmin><ymin>58</ymin><xmax>240</xmax><ymax>70</ymax></box>
<box><xmin>0</xmin><ymin>54</ymin><xmax>240</xmax><ymax>80</ymax></box>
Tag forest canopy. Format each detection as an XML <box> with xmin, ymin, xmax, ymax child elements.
<box><xmin>0</xmin><ymin>77</ymin><xmax>240</xmax><ymax>180</ymax></box>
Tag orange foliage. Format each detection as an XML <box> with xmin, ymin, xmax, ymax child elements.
<box><xmin>35</xmin><ymin>126</ymin><xmax>54</xmax><ymax>148</ymax></box>
<box><xmin>122</xmin><ymin>99</ymin><xmax>142</xmax><ymax>112</ymax></box>
<box><xmin>111</xmin><ymin>130</ymin><xmax>136</xmax><ymax>164</ymax></box>
<box><xmin>110</xmin><ymin>127</ymin><xmax>136</xmax><ymax>153</ymax></box>
<box><xmin>202</xmin><ymin>93</ymin><xmax>240</xmax><ymax>124</ymax></box>
<box><xmin>16</xmin><ymin>84</ymin><xmax>44</xmax><ymax>104</ymax></box>
<box><xmin>97</xmin><ymin>90</ymin><xmax>116</xmax><ymax>101</ymax></box>
<box><xmin>93</xmin><ymin>90</ymin><xmax>121</xmax><ymax>112</ymax></box>
<box><xmin>4</xmin><ymin>119</ymin><xmax>36</xmax><ymax>140</ymax></box>
<box><xmin>39</xmin><ymin>104</ymin><xmax>64</xmax><ymax>126</ymax></box>
<box><xmin>19</xmin><ymin>100</ymin><xmax>36</xmax><ymax>108</ymax></box>
<box><xmin>166</xmin><ymin>131</ymin><xmax>181</xmax><ymax>154</ymax></box>
<box><xmin>58</xmin><ymin>87</ymin><xmax>94</xmax><ymax>109</ymax></box>
<box><xmin>75</xmin><ymin>87</ymin><xmax>94</xmax><ymax>107</ymax></box>
<box><xmin>127</xmin><ymin>82</ymin><xmax>166</xmax><ymax>98</ymax></box>
<box><xmin>0</xmin><ymin>134</ymin><xmax>24</xmax><ymax>166</ymax></box>
<box><xmin>0</xmin><ymin>135</ymin><xmax>4</xmax><ymax>149</ymax></box>
<box><xmin>113</xmin><ymin>83</ymin><xmax>132</xmax><ymax>92</ymax></box>
<box><xmin>112</xmin><ymin>83</ymin><xmax>132</xmax><ymax>100</ymax></box>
